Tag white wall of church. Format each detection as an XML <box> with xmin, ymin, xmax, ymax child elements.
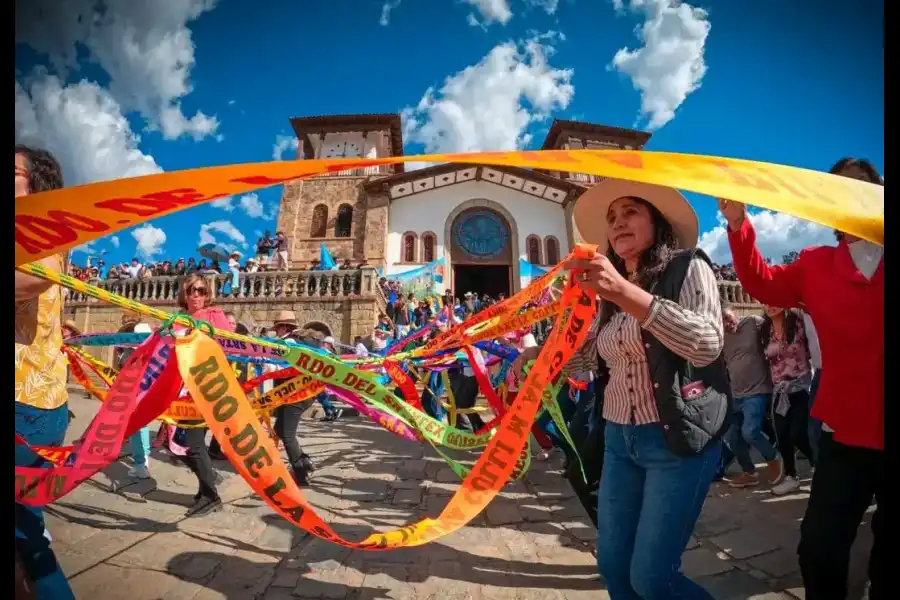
<box><xmin>384</xmin><ymin>180</ymin><xmax>569</xmax><ymax>276</ymax></box>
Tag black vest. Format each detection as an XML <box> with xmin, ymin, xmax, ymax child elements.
<box><xmin>599</xmin><ymin>248</ymin><xmax>732</xmax><ymax>457</ymax></box>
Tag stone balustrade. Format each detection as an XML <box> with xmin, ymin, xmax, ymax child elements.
<box><xmin>717</xmin><ymin>280</ymin><xmax>757</xmax><ymax>305</ymax></box>
<box><xmin>64</xmin><ymin>269</ymin><xmax>759</xmax><ymax>310</ymax></box>
<box><xmin>64</xmin><ymin>268</ymin><xmax>381</xmax><ymax>306</ymax></box>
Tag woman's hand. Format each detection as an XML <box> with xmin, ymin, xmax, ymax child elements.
<box><xmin>563</xmin><ymin>254</ymin><xmax>630</xmax><ymax>302</ymax></box>
<box><xmin>511</xmin><ymin>346</ymin><xmax>540</xmax><ymax>381</ymax></box>
<box><xmin>717</xmin><ymin>198</ymin><xmax>747</xmax><ymax>232</ymax></box>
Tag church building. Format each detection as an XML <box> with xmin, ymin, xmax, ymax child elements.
<box><xmin>276</xmin><ymin>113</ymin><xmax>652</xmax><ymax>298</ymax></box>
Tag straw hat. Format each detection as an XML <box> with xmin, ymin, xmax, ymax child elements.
<box><xmin>573</xmin><ymin>179</ymin><xmax>698</xmax><ymax>254</ymax></box>
<box><xmin>62</xmin><ymin>319</ymin><xmax>81</xmax><ymax>335</ymax></box>
<box><xmin>272</xmin><ymin>310</ymin><xmax>298</xmax><ymax>327</ymax></box>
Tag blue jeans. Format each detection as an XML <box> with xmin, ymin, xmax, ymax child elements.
<box><xmin>421</xmin><ymin>371</ymin><xmax>445</xmax><ymax>422</ymax></box>
<box><xmin>317</xmin><ymin>393</ymin><xmax>337</xmax><ymax>415</ymax></box>
<box><xmin>15</xmin><ymin>402</ymin><xmax>76</xmax><ymax>600</ymax></box>
<box><xmin>807</xmin><ymin>369</ymin><xmax>823</xmax><ymax>461</ymax></box>
<box><xmin>597</xmin><ymin>422</ymin><xmax>720</xmax><ymax>600</ymax></box>
<box><xmin>725</xmin><ymin>393</ymin><xmax>777</xmax><ymax>473</ymax></box>
<box><xmin>130</xmin><ymin>427</ymin><xmax>151</xmax><ymax>467</ymax></box>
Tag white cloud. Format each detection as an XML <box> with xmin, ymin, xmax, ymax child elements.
<box><xmin>525</xmin><ymin>0</ymin><xmax>560</xmax><ymax>15</ymax></box>
<box><xmin>16</xmin><ymin>0</ymin><xmax>220</xmax><ymax>141</ymax></box>
<box><xmin>699</xmin><ymin>211</ymin><xmax>836</xmax><ymax>265</ymax></box>
<box><xmin>132</xmin><ymin>223</ymin><xmax>167</xmax><ymax>259</ymax></box>
<box><xmin>15</xmin><ymin>74</ymin><xmax>162</xmax><ymax>185</ymax></box>
<box><xmin>272</xmin><ymin>134</ymin><xmax>299</xmax><ymax>160</ymax></box>
<box><xmin>609</xmin><ymin>0</ymin><xmax>710</xmax><ymax>130</ymax></box>
<box><xmin>110</xmin><ymin>236</ymin><xmax>120</xmax><ymax>248</ymax></box>
<box><xmin>210</xmin><ymin>197</ymin><xmax>235</xmax><ymax>211</ymax></box>
<box><xmin>466</xmin><ymin>0</ymin><xmax>513</xmax><ymax>27</ymax></box>
<box><xmin>227</xmin><ymin>99</ymin><xmax>235</xmax><ymax>105</ymax></box>
<box><xmin>198</xmin><ymin>220</ymin><xmax>249</xmax><ymax>251</ymax></box>
<box><xmin>402</xmin><ymin>32</ymin><xmax>573</xmax><ymax>154</ymax></box>
<box><xmin>72</xmin><ymin>242</ymin><xmax>98</xmax><ymax>256</ymax></box>
<box><xmin>207</xmin><ymin>193</ymin><xmax>276</xmax><ymax>220</ymax></box>
<box><xmin>238</xmin><ymin>193</ymin><xmax>277</xmax><ymax>220</ymax></box>
<box><xmin>380</xmin><ymin>0</ymin><xmax>403</xmax><ymax>26</ymax></box>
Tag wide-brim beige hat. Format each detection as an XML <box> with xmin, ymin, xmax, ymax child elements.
<box><xmin>272</xmin><ymin>310</ymin><xmax>298</xmax><ymax>327</ymax></box>
<box><xmin>573</xmin><ymin>179</ymin><xmax>698</xmax><ymax>254</ymax></box>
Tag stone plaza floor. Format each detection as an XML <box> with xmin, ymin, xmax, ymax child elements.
<box><xmin>43</xmin><ymin>392</ymin><xmax>873</xmax><ymax>599</ymax></box>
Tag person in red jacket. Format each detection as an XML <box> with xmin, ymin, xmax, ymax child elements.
<box><xmin>718</xmin><ymin>157</ymin><xmax>883</xmax><ymax>600</ymax></box>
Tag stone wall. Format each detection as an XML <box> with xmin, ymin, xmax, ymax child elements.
<box><xmin>278</xmin><ymin>176</ymin><xmax>372</xmax><ymax>267</ymax></box>
<box><xmin>62</xmin><ymin>269</ymin><xmax>385</xmax><ymax>350</ymax></box>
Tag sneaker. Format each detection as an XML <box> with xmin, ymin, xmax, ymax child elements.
<box><xmin>127</xmin><ymin>464</ymin><xmax>151</xmax><ymax>479</ymax></box>
<box><xmin>331</xmin><ymin>408</ymin><xmax>343</xmax><ymax>421</ymax></box>
<box><xmin>43</xmin><ymin>528</ymin><xmax>52</xmax><ymax>542</ymax></box>
<box><xmin>185</xmin><ymin>496</ymin><xmax>222</xmax><ymax>517</ymax></box>
<box><xmin>771</xmin><ymin>475</ymin><xmax>801</xmax><ymax>496</ymax></box>
<box><xmin>727</xmin><ymin>472</ymin><xmax>760</xmax><ymax>488</ymax></box>
<box><xmin>765</xmin><ymin>455</ymin><xmax>785</xmax><ymax>485</ymax></box>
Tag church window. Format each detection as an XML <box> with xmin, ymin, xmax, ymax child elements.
<box><xmin>422</xmin><ymin>233</ymin><xmax>436</xmax><ymax>263</ymax></box>
<box><xmin>526</xmin><ymin>235</ymin><xmax>542</xmax><ymax>264</ymax></box>
<box><xmin>310</xmin><ymin>204</ymin><xmax>328</xmax><ymax>238</ymax></box>
<box><xmin>545</xmin><ymin>237</ymin><xmax>560</xmax><ymax>265</ymax></box>
<box><xmin>402</xmin><ymin>233</ymin><xmax>417</xmax><ymax>263</ymax></box>
<box><xmin>335</xmin><ymin>204</ymin><xmax>353</xmax><ymax>238</ymax></box>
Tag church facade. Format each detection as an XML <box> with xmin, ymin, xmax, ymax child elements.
<box><xmin>276</xmin><ymin>113</ymin><xmax>652</xmax><ymax>298</ymax></box>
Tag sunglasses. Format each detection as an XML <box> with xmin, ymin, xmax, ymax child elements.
<box><xmin>187</xmin><ymin>286</ymin><xmax>209</xmax><ymax>297</ymax></box>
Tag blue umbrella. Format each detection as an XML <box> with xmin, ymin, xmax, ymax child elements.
<box><xmin>197</xmin><ymin>243</ymin><xmax>232</xmax><ymax>263</ymax></box>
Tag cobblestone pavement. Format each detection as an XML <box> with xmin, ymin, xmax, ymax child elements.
<box><xmin>45</xmin><ymin>392</ymin><xmax>872</xmax><ymax>600</ymax></box>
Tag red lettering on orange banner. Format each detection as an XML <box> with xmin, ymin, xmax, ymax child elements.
<box><xmin>96</xmin><ymin>188</ymin><xmax>228</xmax><ymax>217</ymax></box>
<box><xmin>231</xmin><ymin>175</ymin><xmax>307</xmax><ymax>185</ymax></box>
<box><xmin>16</xmin><ymin>210</ymin><xmax>111</xmax><ymax>255</ymax></box>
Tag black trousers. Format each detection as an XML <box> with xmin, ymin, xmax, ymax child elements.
<box><xmin>273</xmin><ymin>404</ymin><xmax>310</xmax><ymax>476</ymax></box>
<box><xmin>179</xmin><ymin>427</ymin><xmax>219</xmax><ymax>500</ymax></box>
<box><xmin>798</xmin><ymin>432</ymin><xmax>883</xmax><ymax>600</ymax></box>
<box><xmin>449</xmin><ymin>372</ymin><xmax>485</xmax><ymax>432</ymax></box>
<box><xmin>773</xmin><ymin>390</ymin><xmax>815</xmax><ymax>476</ymax></box>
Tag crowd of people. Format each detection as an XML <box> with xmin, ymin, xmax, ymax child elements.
<box><xmin>15</xmin><ymin>143</ymin><xmax>883</xmax><ymax>600</ymax></box>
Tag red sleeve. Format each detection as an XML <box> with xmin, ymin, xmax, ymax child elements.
<box><xmin>727</xmin><ymin>218</ymin><xmax>806</xmax><ymax>309</ymax></box>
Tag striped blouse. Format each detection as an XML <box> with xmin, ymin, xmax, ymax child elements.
<box><xmin>566</xmin><ymin>258</ymin><xmax>724</xmax><ymax>425</ymax></box>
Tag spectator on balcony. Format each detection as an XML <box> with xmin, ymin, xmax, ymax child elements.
<box><xmin>223</xmin><ymin>251</ymin><xmax>241</xmax><ymax>295</ymax></box>
<box><xmin>173</xmin><ymin>258</ymin><xmax>186</xmax><ymax>276</ymax></box>
<box><xmin>186</xmin><ymin>257</ymin><xmax>197</xmax><ymax>273</ymax></box>
<box><xmin>255</xmin><ymin>232</ymin><xmax>273</xmax><ymax>269</ymax></box>
<box><xmin>96</xmin><ymin>259</ymin><xmax>108</xmax><ymax>280</ymax></box>
<box><xmin>274</xmin><ymin>231</ymin><xmax>289</xmax><ymax>270</ymax></box>
<box><xmin>126</xmin><ymin>258</ymin><xmax>142</xmax><ymax>279</ymax></box>
<box><xmin>719</xmin><ymin>156</ymin><xmax>883</xmax><ymax>600</ymax></box>
<box><xmin>339</xmin><ymin>258</ymin><xmax>353</xmax><ymax>270</ymax></box>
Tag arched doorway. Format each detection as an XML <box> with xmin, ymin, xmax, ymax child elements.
<box><xmin>302</xmin><ymin>321</ymin><xmax>332</xmax><ymax>338</ymax></box>
<box><xmin>447</xmin><ymin>205</ymin><xmax>515</xmax><ymax>299</ymax></box>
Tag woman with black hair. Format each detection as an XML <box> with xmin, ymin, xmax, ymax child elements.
<box><xmin>759</xmin><ymin>306</ymin><xmax>815</xmax><ymax>495</ymax></box>
<box><xmin>516</xmin><ymin>179</ymin><xmax>728</xmax><ymax>599</ymax></box>
<box><xmin>720</xmin><ymin>157</ymin><xmax>883</xmax><ymax>600</ymax></box>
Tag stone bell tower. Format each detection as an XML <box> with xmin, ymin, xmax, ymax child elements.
<box><xmin>275</xmin><ymin>113</ymin><xmax>404</xmax><ymax>269</ymax></box>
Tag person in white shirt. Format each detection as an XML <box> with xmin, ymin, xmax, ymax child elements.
<box><xmin>353</xmin><ymin>336</ymin><xmax>369</xmax><ymax>358</ymax></box>
<box><xmin>126</xmin><ymin>258</ymin><xmax>142</xmax><ymax>279</ymax></box>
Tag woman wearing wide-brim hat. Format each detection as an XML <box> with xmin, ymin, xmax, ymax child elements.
<box><xmin>268</xmin><ymin>310</ymin><xmax>318</xmax><ymax>485</ymax></box>
<box><xmin>514</xmin><ymin>178</ymin><xmax>728</xmax><ymax>599</ymax></box>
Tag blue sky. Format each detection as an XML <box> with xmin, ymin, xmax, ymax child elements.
<box><xmin>15</xmin><ymin>0</ymin><xmax>883</xmax><ymax>267</ymax></box>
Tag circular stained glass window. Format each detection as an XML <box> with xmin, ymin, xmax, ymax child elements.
<box><xmin>453</xmin><ymin>210</ymin><xmax>510</xmax><ymax>259</ymax></box>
